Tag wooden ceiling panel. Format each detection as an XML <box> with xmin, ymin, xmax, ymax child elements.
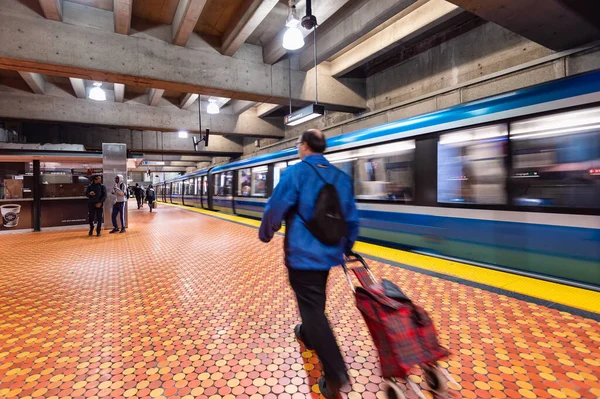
<box><xmin>44</xmin><ymin>75</ymin><xmax>71</xmax><ymax>85</ymax></box>
<box><xmin>68</xmin><ymin>0</ymin><xmax>114</xmax><ymax>11</ymax></box>
<box><xmin>0</xmin><ymin>69</ymin><xmax>22</xmax><ymax>79</ymax></box>
<box><xmin>132</xmin><ymin>0</ymin><xmax>180</xmax><ymax>25</ymax></box>
<box><xmin>194</xmin><ymin>0</ymin><xmax>246</xmax><ymax>37</ymax></box>
<box><xmin>163</xmin><ymin>89</ymin><xmax>182</xmax><ymax>98</ymax></box>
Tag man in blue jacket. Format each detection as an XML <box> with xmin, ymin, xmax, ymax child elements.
<box><xmin>259</xmin><ymin>129</ymin><xmax>359</xmax><ymax>398</ymax></box>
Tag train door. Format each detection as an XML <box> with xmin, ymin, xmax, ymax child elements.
<box><xmin>199</xmin><ymin>176</ymin><xmax>204</xmax><ymax>209</ymax></box>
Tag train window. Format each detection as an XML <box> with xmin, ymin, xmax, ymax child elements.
<box><xmin>510</xmin><ymin>107</ymin><xmax>600</xmax><ymax>208</ymax></box>
<box><xmin>224</xmin><ymin>171</ymin><xmax>233</xmax><ymax>196</ymax></box>
<box><xmin>327</xmin><ymin>140</ymin><xmax>415</xmax><ymax>202</ymax></box>
<box><xmin>238</xmin><ymin>168</ymin><xmax>251</xmax><ymax>196</ymax></box>
<box><xmin>202</xmin><ymin>177</ymin><xmax>207</xmax><ymax>195</ymax></box>
<box><xmin>214</xmin><ymin>171</ymin><xmax>233</xmax><ymax>196</ymax></box>
<box><xmin>173</xmin><ymin>182</ymin><xmax>181</xmax><ymax>195</ymax></box>
<box><xmin>183</xmin><ymin>179</ymin><xmax>191</xmax><ymax>195</ymax></box>
<box><xmin>214</xmin><ymin>174</ymin><xmax>222</xmax><ymax>196</ymax></box>
<box><xmin>438</xmin><ymin>124</ymin><xmax>508</xmax><ymax>204</ymax></box>
<box><xmin>194</xmin><ymin>178</ymin><xmax>200</xmax><ymax>195</ymax></box>
<box><xmin>252</xmin><ymin>166</ymin><xmax>268</xmax><ymax>197</ymax></box>
<box><xmin>273</xmin><ymin>162</ymin><xmax>287</xmax><ymax>188</ymax></box>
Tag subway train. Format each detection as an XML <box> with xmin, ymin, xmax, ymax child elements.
<box><xmin>157</xmin><ymin>70</ymin><xmax>600</xmax><ymax>289</ymax></box>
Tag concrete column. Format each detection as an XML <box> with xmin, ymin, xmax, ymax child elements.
<box><xmin>102</xmin><ymin>143</ymin><xmax>128</xmax><ymax>230</ymax></box>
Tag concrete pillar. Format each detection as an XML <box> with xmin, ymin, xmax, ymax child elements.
<box><xmin>102</xmin><ymin>143</ymin><xmax>128</xmax><ymax>230</ymax></box>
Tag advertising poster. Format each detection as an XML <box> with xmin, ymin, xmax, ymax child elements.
<box><xmin>0</xmin><ymin>200</ymin><xmax>33</xmax><ymax>231</ymax></box>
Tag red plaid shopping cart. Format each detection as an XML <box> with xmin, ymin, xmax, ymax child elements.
<box><xmin>343</xmin><ymin>253</ymin><xmax>452</xmax><ymax>399</ymax></box>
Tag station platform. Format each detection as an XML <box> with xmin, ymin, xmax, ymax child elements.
<box><xmin>0</xmin><ymin>201</ymin><xmax>599</xmax><ymax>399</ymax></box>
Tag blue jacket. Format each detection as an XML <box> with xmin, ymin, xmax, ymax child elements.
<box><xmin>259</xmin><ymin>154</ymin><xmax>359</xmax><ymax>271</ymax></box>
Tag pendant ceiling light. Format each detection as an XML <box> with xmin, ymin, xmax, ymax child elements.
<box><xmin>282</xmin><ymin>1</ymin><xmax>304</xmax><ymax>50</ymax></box>
<box><xmin>285</xmin><ymin>5</ymin><xmax>321</xmax><ymax>128</ymax></box>
<box><xmin>89</xmin><ymin>82</ymin><xmax>106</xmax><ymax>101</ymax></box>
<box><xmin>207</xmin><ymin>98</ymin><xmax>220</xmax><ymax>114</ymax></box>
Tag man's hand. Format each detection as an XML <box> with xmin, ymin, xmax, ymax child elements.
<box><xmin>89</xmin><ymin>192</ymin><xmax>96</xmax><ymax>196</ymax></box>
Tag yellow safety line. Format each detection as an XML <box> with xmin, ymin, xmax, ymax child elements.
<box><xmin>161</xmin><ymin>202</ymin><xmax>600</xmax><ymax>314</ymax></box>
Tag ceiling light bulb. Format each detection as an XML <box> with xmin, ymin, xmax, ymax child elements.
<box><xmin>283</xmin><ymin>26</ymin><xmax>304</xmax><ymax>50</ymax></box>
<box><xmin>89</xmin><ymin>82</ymin><xmax>106</xmax><ymax>101</ymax></box>
<box><xmin>178</xmin><ymin>130</ymin><xmax>188</xmax><ymax>138</ymax></box>
<box><xmin>207</xmin><ymin>99</ymin><xmax>220</xmax><ymax>114</ymax></box>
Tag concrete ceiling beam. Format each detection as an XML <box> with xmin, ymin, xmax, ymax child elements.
<box><xmin>114</xmin><ymin>83</ymin><xmax>124</xmax><ymax>102</ymax></box>
<box><xmin>18</xmin><ymin>122</ymin><xmax>243</xmax><ymax>155</ymax></box>
<box><xmin>38</xmin><ymin>0</ymin><xmax>63</xmax><ymax>21</ymax></box>
<box><xmin>172</xmin><ymin>0</ymin><xmax>208</xmax><ymax>47</ymax></box>
<box><xmin>0</xmin><ymin>89</ymin><xmax>285</xmax><ymax>138</ymax></box>
<box><xmin>148</xmin><ymin>88</ymin><xmax>165</xmax><ymax>106</ymax></box>
<box><xmin>132</xmin><ymin>165</ymin><xmax>193</xmax><ymax>172</ymax></box>
<box><xmin>445</xmin><ymin>0</ymin><xmax>600</xmax><ymax>51</ymax></box>
<box><xmin>231</xmin><ymin>100</ymin><xmax>256</xmax><ymax>115</ymax></box>
<box><xmin>0</xmin><ymin>9</ymin><xmax>366</xmax><ymax>112</ymax></box>
<box><xmin>263</xmin><ymin>0</ymin><xmax>354</xmax><ymax>65</ymax></box>
<box><xmin>257</xmin><ymin>103</ymin><xmax>283</xmax><ymax>118</ymax></box>
<box><xmin>221</xmin><ymin>0</ymin><xmax>279</xmax><ymax>56</ymax></box>
<box><xmin>18</xmin><ymin>72</ymin><xmax>46</xmax><ymax>94</ymax></box>
<box><xmin>330</xmin><ymin>0</ymin><xmax>463</xmax><ymax>77</ymax></box>
<box><xmin>180</xmin><ymin>93</ymin><xmax>199</xmax><ymax>109</ymax></box>
<box><xmin>298</xmin><ymin>0</ymin><xmax>418</xmax><ymax>72</ymax></box>
<box><xmin>69</xmin><ymin>77</ymin><xmax>86</xmax><ymax>98</ymax></box>
<box><xmin>113</xmin><ymin>0</ymin><xmax>132</xmax><ymax>35</ymax></box>
<box><xmin>143</xmin><ymin>154</ymin><xmax>213</xmax><ymax>162</ymax></box>
<box><xmin>209</xmin><ymin>97</ymin><xmax>231</xmax><ymax>109</ymax></box>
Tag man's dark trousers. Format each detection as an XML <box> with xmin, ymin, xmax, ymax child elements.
<box><xmin>88</xmin><ymin>203</ymin><xmax>103</xmax><ymax>233</ymax></box>
<box><xmin>112</xmin><ymin>202</ymin><xmax>125</xmax><ymax>230</ymax></box>
<box><xmin>135</xmin><ymin>194</ymin><xmax>141</xmax><ymax>208</ymax></box>
<box><xmin>288</xmin><ymin>268</ymin><xmax>347</xmax><ymax>382</ymax></box>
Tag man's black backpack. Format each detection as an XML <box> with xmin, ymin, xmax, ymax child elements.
<box><xmin>298</xmin><ymin>161</ymin><xmax>347</xmax><ymax>246</ymax></box>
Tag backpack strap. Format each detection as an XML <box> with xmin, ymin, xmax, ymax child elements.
<box><xmin>302</xmin><ymin>160</ymin><xmax>341</xmax><ymax>185</ymax></box>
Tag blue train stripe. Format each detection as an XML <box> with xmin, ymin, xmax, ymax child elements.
<box><xmin>359</xmin><ymin>210</ymin><xmax>599</xmax><ymax>262</ymax></box>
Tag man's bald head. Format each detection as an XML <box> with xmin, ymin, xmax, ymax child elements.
<box><xmin>299</xmin><ymin>129</ymin><xmax>326</xmax><ymax>154</ymax></box>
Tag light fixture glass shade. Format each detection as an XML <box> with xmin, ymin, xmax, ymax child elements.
<box><xmin>89</xmin><ymin>82</ymin><xmax>106</xmax><ymax>101</ymax></box>
<box><xmin>283</xmin><ymin>26</ymin><xmax>304</xmax><ymax>50</ymax></box>
<box><xmin>178</xmin><ymin>130</ymin><xmax>188</xmax><ymax>138</ymax></box>
<box><xmin>207</xmin><ymin>100</ymin><xmax>220</xmax><ymax>114</ymax></box>
<box><xmin>285</xmin><ymin>5</ymin><xmax>300</xmax><ymax>28</ymax></box>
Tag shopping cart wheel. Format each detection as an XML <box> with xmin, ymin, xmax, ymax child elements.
<box><xmin>383</xmin><ymin>380</ymin><xmax>406</xmax><ymax>399</ymax></box>
<box><xmin>424</xmin><ymin>366</ymin><xmax>447</xmax><ymax>395</ymax></box>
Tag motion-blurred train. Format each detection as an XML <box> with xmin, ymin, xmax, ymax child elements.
<box><xmin>157</xmin><ymin>70</ymin><xmax>600</xmax><ymax>289</ymax></box>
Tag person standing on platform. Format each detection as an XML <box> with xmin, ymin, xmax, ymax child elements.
<box><xmin>86</xmin><ymin>175</ymin><xmax>106</xmax><ymax>236</ymax></box>
<box><xmin>134</xmin><ymin>183</ymin><xmax>142</xmax><ymax>209</ymax></box>
<box><xmin>110</xmin><ymin>174</ymin><xmax>127</xmax><ymax>234</ymax></box>
<box><xmin>258</xmin><ymin>129</ymin><xmax>359</xmax><ymax>399</ymax></box>
<box><xmin>140</xmin><ymin>186</ymin><xmax>146</xmax><ymax>208</ymax></box>
<box><xmin>146</xmin><ymin>184</ymin><xmax>156</xmax><ymax>212</ymax></box>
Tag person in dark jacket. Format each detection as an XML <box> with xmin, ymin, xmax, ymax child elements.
<box><xmin>134</xmin><ymin>183</ymin><xmax>142</xmax><ymax>209</ymax></box>
<box><xmin>86</xmin><ymin>175</ymin><xmax>107</xmax><ymax>236</ymax></box>
<box><xmin>259</xmin><ymin>129</ymin><xmax>359</xmax><ymax>399</ymax></box>
<box><xmin>146</xmin><ymin>185</ymin><xmax>156</xmax><ymax>212</ymax></box>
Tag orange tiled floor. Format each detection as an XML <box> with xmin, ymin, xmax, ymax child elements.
<box><xmin>0</xmin><ymin>202</ymin><xmax>599</xmax><ymax>399</ymax></box>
